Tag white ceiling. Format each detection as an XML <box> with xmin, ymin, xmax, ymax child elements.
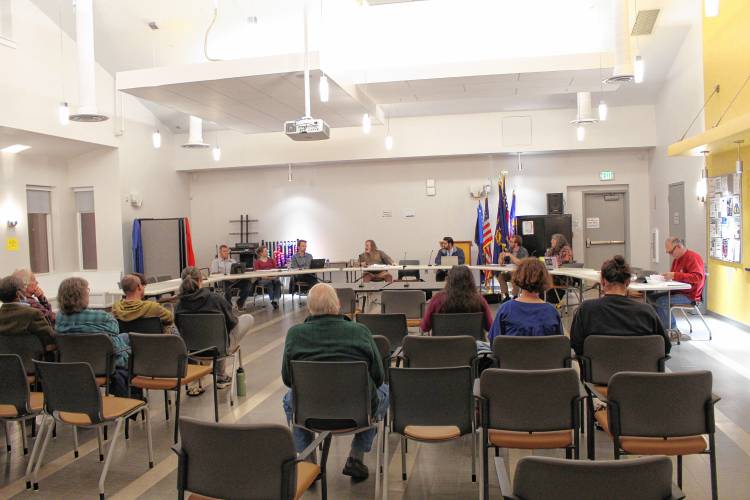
<box><xmin>0</xmin><ymin>127</ymin><xmax>111</xmax><ymax>159</ymax></box>
<box><xmin>30</xmin><ymin>0</ymin><xmax>692</xmax><ymax>133</ymax></box>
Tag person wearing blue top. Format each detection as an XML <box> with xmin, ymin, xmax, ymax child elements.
<box><xmin>488</xmin><ymin>257</ymin><xmax>563</xmax><ymax>343</ymax></box>
<box><xmin>434</xmin><ymin>236</ymin><xmax>466</xmax><ymax>281</ymax></box>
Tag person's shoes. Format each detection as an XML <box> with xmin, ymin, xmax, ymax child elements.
<box><xmin>272</xmin><ymin>301</ymin><xmax>279</xmax><ymax>310</ymax></box>
<box><xmin>216</xmin><ymin>375</ymin><xmax>232</xmax><ymax>389</ymax></box>
<box><xmin>342</xmin><ymin>457</ymin><xmax>369</xmax><ymax>481</ymax></box>
<box><xmin>236</xmin><ymin>300</ymin><xmax>246</xmax><ymax>310</ymax></box>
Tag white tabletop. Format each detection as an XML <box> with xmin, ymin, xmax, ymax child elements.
<box><xmin>628</xmin><ymin>281</ymin><xmax>692</xmax><ymax>292</ymax></box>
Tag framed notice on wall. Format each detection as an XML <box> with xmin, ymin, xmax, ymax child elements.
<box><xmin>708</xmin><ymin>173</ymin><xmax>742</xmax><ymax>263</ymax></box>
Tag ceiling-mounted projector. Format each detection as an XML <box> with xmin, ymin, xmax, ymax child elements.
<box><xmin>284</xmin><ymin>117</ymin><xmax>330</xmax><ymax>141</ymax></box>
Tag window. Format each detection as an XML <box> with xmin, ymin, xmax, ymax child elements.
<box><xmin>74</xmin><ymin>189</ymin><xmax>97</xmax><ymax>270</ymax></box>
<box><xmin>0</xmin><ymin>0</ymin><xmax>14</xmax><ymax>48</ymax></box>
<box><xmin>26</xmin><ymin>188</ymin><xmax>53</xmax><ymax>273</ymax></box>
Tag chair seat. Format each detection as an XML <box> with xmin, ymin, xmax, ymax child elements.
<box><xmin>59</xmin><ymin>396</ymin><xmax>145</xmax><ymax>425</ymax></box>
<box><xmin>594</xmin><ymin>409</ymin><xmax>707</xmax><ymax>455</ymax></box>
<box><xmin>131</xmin><ymin>364</ymin><xmax>213</xmax><ymax>390</ymax></box>
<box><xmin>591</xmin><ymin>384</ymin><xmax>608</xmax><ymax>398</ymax></box>
<box><xmin>406</xmin><ymin>319</ymin><xmax>421</xmax><ymax>328</ymax></box>
<box><xmin>0</xmin><ymin>392</ymin><xmax>44</xmax><ymax>418</ymax></box>
<box><xmin>405</xmin><ymin>425</ymin><xmax>461</xmax><ymax>442</ymax></box>
<box><xmin>488</xmin><ymin>429</ymin><xmax>573</xmax><ymax>449</ymax></box>
<box><xmin>186</xmin><ymin>461</ymin><xmax>320</xmax><ymax>500</ymax></box>
<box><xmin>295</xmin><ymin>461</ymin><xmax>321</xmax><ymax>500</ymax></box>
<box><xmin>95</xmin><ymin>376</ymin><xmax>108</xmax><ymax>387</ymax></box>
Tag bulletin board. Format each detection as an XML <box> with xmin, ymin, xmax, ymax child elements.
<box><xmin>708</xmin><ymin>173</ymin><xmax>742</xmax><ymax>263</ymax></box>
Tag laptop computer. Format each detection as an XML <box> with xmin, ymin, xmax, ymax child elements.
<box><xmin>230</xmin><ymin>262</ymin><xmax>247</xmax><ymax>274</ymax></box>
<box><xmin>310</xmin><ymin>258</ymin><xmax>326</xmax><ymax>269</ymax></box>
<box><xmin>441</xmin><ymin>256</ymin><xmax>459</xmax><ymax>266</ymax></box>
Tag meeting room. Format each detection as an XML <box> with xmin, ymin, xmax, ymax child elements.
<box><xmin>0</xmin><ymin>0</ymin><xmax>748</xmax><ymax>499</ymax></box>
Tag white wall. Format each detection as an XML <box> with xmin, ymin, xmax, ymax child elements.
<box><xmin>188</xmin><ymin>149</ymin><xmax>651</xmax><ymax>269</ymax></box>
<box><xmin>648</xmin><ymin>0</ymin><xmax>706</xmax><ymax>272</ymax></box>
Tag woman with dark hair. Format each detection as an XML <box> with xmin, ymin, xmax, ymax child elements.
<box><xmin>488</xmin><ymin>258</ymin><xmax>562</xmax><ymax>343</ymax></box>
<box><xmin>570</xmin><ymin>255</ymin><xmax>670</xmax><ymax>355</ymax></box>
<box><xmin>175</xmin><ymin>267</ymin><xmax>254</xmax><ymax>392</ymax></box>
<box><xmin>420</xmin><ymin>265</ymin><xmax>493</xmax><ymax>333</ymax></box>
<box><xmin>546</xmin><ymin>233</ymin><xmax>573</xmax><ymax>265</ymax></box>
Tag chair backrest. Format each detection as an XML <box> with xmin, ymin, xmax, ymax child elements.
<box><xmin>290</xmin><ymin>361</ymin><xmax>371</xmax><ymax>430</ymax></box>
<box><xmin>0</xmin><ymin>335</ymin><xmax>45</xmax><ymax>375</ymax></box>
<box><xmin>129</xmin><ymin>332</ymin><xmax>188</xmax><ymax>379</ymax></box>
<box><xmin>382</xmin><ymin>290</ymin><xmax>426</xmax><ymax>318</ymax></box>
<box><xmin>356</xmin><ymin>314</ymin><xmax>408</xmax><ymax>350</ymax></box>
<box><xmin>608</xmin><ymin>370</ymin><xmax>713</xmax><ymax>438</ymax></box>
<box><xmin>56</xmin><ymin>333</ymin><xmax>115</xmax><ymax>377</ymax></box>
<box><xmin>431</xmin><ymin>312</ymin><xmax>485</xmax><ymax>339</ymax></box>
<box><xmin>561</xmin><ymin>262</ymin><xmax>584</xmax><ymax>269</ymax></box>
<box><xmin>582</xmin><ymin>335</ymin><xmax>666</xmax><ymax>385</ymax></box>
<box><xmin>371</xmin><ymin>335</ymin><xmax>391</xmax><ymax>383</ymax></box>
<box><xmin>389</xmin><ymin>367</ymin><xmax>473</xmax><ymax>435</ymax></box>
<box><xmin>118</xmin><ymin>316</ymin><xmax>163</xmax><ymax>334</ymax></box>
<box><xmin>511</xmin><ymin>456</ymin><xmax>675</xmax><ymax>500</ymax></box>
<box><xmin>146</xmin><ymin>276</ymin><xmax>158</xmax><ymax>284</ymax></box>
<box><xmin>34</xmin><ymin>360</ymin><xmax>103</xmax><ymax>424</ymax></box>
<box><xmin>178</xmin><ymin>417</ymin><xmax>297</xmax><ymax>500</ymax></box>
<box><xmin>335</xmin><ymin>287</ymin><xmax>357</xmax><ymax>315</ymax></box>
<box><xmin>175</xmin><ymin>313</ymin><xmax>229</xmax><ymax>357</ymax></box>
<box><xmin>157</xmin><ymin>275</ymin><xmax>173</xmax><ymax>282</ymax></box>
<box><xmin>401</xmin><ymin>335</ymin><xmax>476</xmax><ymax>368</ymax></box>
<box><xmin>492</xmin><ymin>335</ymin><xmax>571</xmax><ymax>370</ymax></box>
<box><xmin>480</xmin><ymin>368</ymin><xmax>580</xmax><ymax>432</ymax></box>
<box><xmin>397</xmin><ymin>260</ymin><xmax>421</xmax><ymax>280</ymax></box>
<box><xmin>0</xmin><ymin>354</ymin><xmax>33</xmax><ymax>416</ymax></box>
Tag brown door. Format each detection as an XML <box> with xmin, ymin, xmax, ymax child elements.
<box><xmin>27</xmin><ymin>213</ymin><xmax>50</xmax><ymax>273</ymax></box>
<box><xmin>80</xmin><ymin>212</ymin><xmax>98</xmax><ymax>270</ymax></box>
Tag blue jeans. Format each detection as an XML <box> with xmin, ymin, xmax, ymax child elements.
<box><xmin>282</xmin><ymin>384</ymin><xmax>389</xmax><ymax>453</ymax></box>
<box><xmin>256</xmin><ymin>279</ymin><xmax>282</xmax><ymax>301</ymax></box>
<box><xmin>649</xmin><ymin>293</ymin><xmax>693</xmax><ymax>329</ymax></box>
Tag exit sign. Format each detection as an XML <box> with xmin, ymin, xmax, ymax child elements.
<box><xmin>600</xmin><ymin>170</ymin><xmax>615</xmax><ymax>181</ymax></box>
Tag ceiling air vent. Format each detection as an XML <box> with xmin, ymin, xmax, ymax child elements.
<box><xmin>632</xmin><ymin>9</ymin><xmax>660</xmax><ymax>36</ymax></box>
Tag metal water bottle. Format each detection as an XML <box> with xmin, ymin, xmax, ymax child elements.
<box><xmin>236</xmin><ymin>367</ymin><xmax>247</xmax><ymax>397</ymax></box>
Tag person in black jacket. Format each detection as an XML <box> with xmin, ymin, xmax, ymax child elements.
<box><xmin>570</xmin><ymin>255</ymin><xmax>670</xmax><ymax>356</ymax></box>
<box><xmin>175</xmin><ymin>267</ymin><xmax>254</xmax><ymax>390</ymax></box>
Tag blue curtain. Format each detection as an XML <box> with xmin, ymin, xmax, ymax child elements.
<box><xmin>132</xmin><ymin>219</ymin><xmax>144</xmax><ymax>273</ymax></box>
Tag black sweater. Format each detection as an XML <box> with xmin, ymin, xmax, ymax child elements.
<box><xmin>175</xmin><ymin>288</ymin><xmax>237</xmax><ymax>333</ymax></box>
<box><xmin>570</xmin><ymin>294</ymin><xmax>670</xmax><ymax>355</ymax></box>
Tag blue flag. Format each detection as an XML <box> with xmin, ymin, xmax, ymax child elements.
<box><xmin>509</xmin><ymin>190</ymin><xmax>516</xmax><ymax>237</ymax></box>
<box><xmin>493</xmin><ymin>176</ymin><xmax>510</xmax><ymax>263</ymax></box>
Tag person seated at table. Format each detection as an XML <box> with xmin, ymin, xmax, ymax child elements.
<box><xmin>497</xmin><ymin>234</ymin><xmax>530</xmax><ymax>301</ymax></box>
<box><xmin>176</xmin><ymin>267</ymin><xmax>255</xmax><ymax>391</ymax></box>
<box><xmin>545</xmin><ymin>233</ymin><xmax>574</xmax><ymax>304</ymax></box>
<box><xmin>0</xmin><ymin>275</ymin><xmax>56</xmax><ymax>352</ymax></box>
<box><xmin>647</xmin><ymin>237</ymin><xmax>706</xmax><ymax>331</ymax></box>
<box><xmin>434</xmin><ymin>236</ymin><xmax>465</xmax><ymax>281</ymax></box>
<box><xmin>281</xmin><ymin>283</ymin><xmax>387</xmax><ymax>481</ymax></box>
<box><xmin>420</xmin><ymin>265</ymin><xmax>493</xmax><ymax>333</ymax></box>
<box><xmin>570</xmin><ymin>255</ymin><xmax>670</xmax><ymax>355</ymax></box>
<box><xmin>253</xmin><ymin>245</ymin><xmax>283</xmax><ymax>309</ymax></box>
<box><xmin>359</xmin><ymin>239</ymin><xmax>394</xmax><ymax>283</ymax></box>
<box><xmin>488</xmin><ymin>258</ymin><xmax>562</xmax><ymax>344</ymax></box>
<box><xmin>210</xmin><ymin>244</ymin><xmax>251</xmax><ymax>310</ymax></box>
<box><xmin>55</xmin><ymin>277</ymin><xmax>132</xmax><ymax>396</ymax></box>
<box><xmin>288</xmin><ymin>239</ymin><xmax>319</xmax><ymax>294</ymax></box>
<box><xmin>11</xmin><ymin>268</ymin><xmax>56</xmax><ymax>325</ymax></box>
<box><xmin>112</xmin><ymin>274</ymin><xmax>174</xmax><ymax>333</ymax></box>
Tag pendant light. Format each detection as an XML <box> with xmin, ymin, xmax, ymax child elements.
<box><xmin>571</xmin><ymin>92</ymin><xmax>596</xmax><ymax>142</ymax></box>
<box><xmin>319</xmin><ymin>75</ymin><xmax>330</xmax><ymax>103</ymax></box>
<box><xmin>362</xmin><ymin>113</ymin><xmax>372</xmax><ymax>134</ymax></box>
<box><xmin>517</xmin><ymin>152</ymin><xmax>524</xmax><ymax>172</ymax></box>
<box><xmin>736</xmin><ymin>140</ymin><xmax>744</xmax><ymax>175</ymax></box>
<box><xmin>152</xmin><ymin>129</ymin><xmax>161</xmax><ymax>149</ymax></box>
<box><xmin>576</xmin><ymin>125</ymin><xmax>585</xmax><ymax>142</ymax></box>
<box><xmin>385</xmin><ymin>117</ymin><xmax>393</xmax><ymax>150</ymax></box>
<box><xmin>598</xmin><ymin>101</ymin><xmax>608</xmax><ymax>121</ymax></box>
<box><xmin>634</xmin><ymin>55</ymin><xmax>645</xmax><ymax>84</ymax></box>
<box><xmin>212</xmin><ymin>130</ymin><xmax>221</xmax><ymax>161</ymax></box>
<box><xmin>288</xmin><ymin>163</ymin><xmax>293</xmax><ymax>182</ymax></box>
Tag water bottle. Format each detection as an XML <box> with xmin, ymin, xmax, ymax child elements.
<box><xmin>236</xmin><ymin>367</ymin><xmax>247</xmax><ymax>397</ymax></box>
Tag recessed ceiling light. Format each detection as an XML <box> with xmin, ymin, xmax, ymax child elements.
<box><xmin>1</xmin><ymin>144</ymin><xmax>31</xmax><ymax>154</ymax></box>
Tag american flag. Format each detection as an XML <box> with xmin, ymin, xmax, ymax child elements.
<box><xmin>482</xmin><ymin>198</ymin><xmax>493</xmax><ymax>284</ymax></box>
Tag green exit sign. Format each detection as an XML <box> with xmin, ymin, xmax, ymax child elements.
<box><xmin>600</xmin><ymin>170</ymin><xmax>615</xmax><ymax>181</ymax></box>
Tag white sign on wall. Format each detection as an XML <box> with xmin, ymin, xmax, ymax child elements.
<box><xmin>586</xmin><ymin>217</ymin><xmax>600</xmax><ymax>229</ymax></box>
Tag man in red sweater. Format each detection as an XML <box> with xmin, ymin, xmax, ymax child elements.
<box><xmin>648</xmin><ymin>237</ymin><xmax>706</xmax><ymax>330</ymax></box>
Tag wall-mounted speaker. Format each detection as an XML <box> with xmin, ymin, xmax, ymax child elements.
<box><xmin>547</xmin><ymin>193</ymin><xmax>564</xmax><ymax>214</ymax></box>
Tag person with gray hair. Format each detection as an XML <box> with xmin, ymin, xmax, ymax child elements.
<box><xmin>175</xmin><ymin>266</ymin><xmax>254</xmax><ymax>391</ymax></box>
<box><xmin>11</xmin><ymin>268</ymin><xmax>55</xmax><ymax>324</ymax></box>
<box><xmin>0</xmin><ymin>275</ymin><xmax>56</xmax><ymax>351</ymax></box>
<box><xmin>281</xmin><ymin>283</ymin><xmax>388</xmax><ymax>481</ymax></box>
<box><xmin>647</xmin><ymin>237</ymin><xmax>706</xmax><ymax>331</ymax></box>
